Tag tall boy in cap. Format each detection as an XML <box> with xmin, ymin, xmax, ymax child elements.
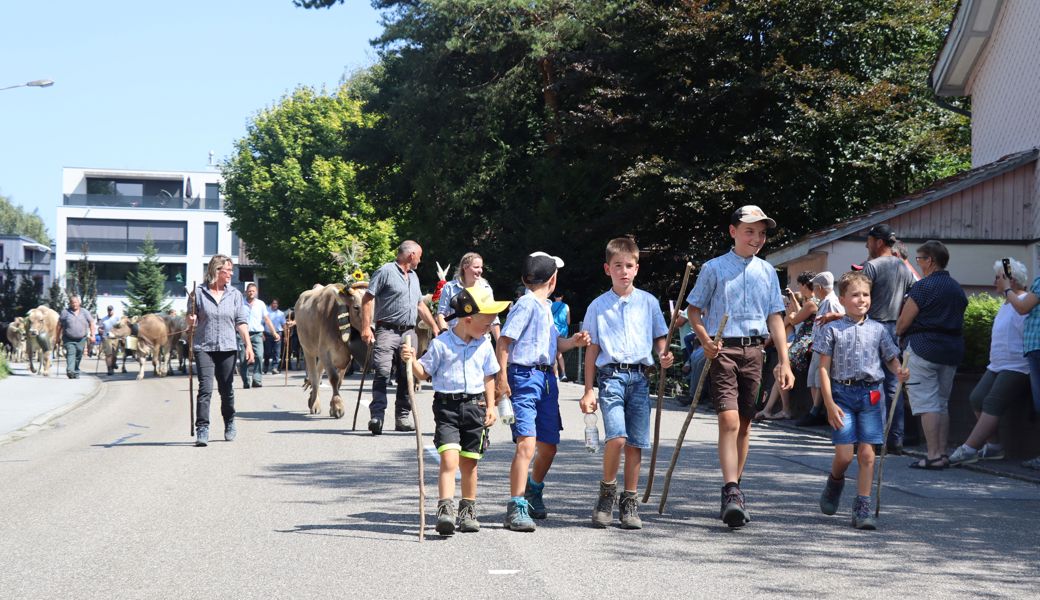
<box><xmin>497</xmin><ymin>252</ymin><xmax>591</xmax><ymax>532</ymax></box>
<box><xmin>402</xmin><ymin>286</ymin><xmax>510</xmax><ymax>536</ymax></box>
<box><xmin>686</xmin><ymin>205</ymin><xmax>794</xmax><ymax>528</ymax></box>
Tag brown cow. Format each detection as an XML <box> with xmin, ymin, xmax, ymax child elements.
<box><xmin>25</xmin><ymin>305</ymin><xmax>59</xmax><ymax>376</ymax></box>
<box><xmin>5</xmin><ymin>317</ymin><xmax>26</xmax><ymax>362</ymax></box>
<box><xmin>109</xmin><ymin>314</ymin><xmax>171</xmax><ymax>380</ymax></box>
<box><xmin>161</xmin><ymin>312</ymin><xmax>188</xmax><ymax>374</ymax></box>
<box><xmin>294</xmin><ymin>282</ymin><xmax>370</xmax><ymax>418</ymax></box>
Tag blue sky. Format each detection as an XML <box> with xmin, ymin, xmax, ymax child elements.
<box><xmin>0</xmin><ymin>0</ymin><xmax>383</xmax><ymax>238</ymax></box>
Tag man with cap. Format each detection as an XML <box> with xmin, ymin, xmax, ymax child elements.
<box><xmin>360</xmin><ymin>240</ymin><xmax>442</xmax><ymax>435</ymax></box>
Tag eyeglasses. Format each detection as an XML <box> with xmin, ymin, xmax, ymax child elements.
<box><xmin>915</xmin><ymin>256</ymin><xmax>930</xmax><ymax>263</ymax></box>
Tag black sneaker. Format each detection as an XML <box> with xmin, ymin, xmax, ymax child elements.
<box><xmin>436</xmin><ymin>499</ymin><xmax>456</xmax><ymax>536</ymax></box>
<box><xmin>720</xmin><ymin>484</ymin><xmax>749</xmax><ymax>528</ymax></box>
<box><xmin>618</xmin><ymin>491</ymin><xmax>642</xmax><ymax>530</ymax></box>
<box><xmin>457</xmin><ymin>499</ymin><xmax>480</xmax><ymax>533</ymax></box>
<box><xmin>368</xmin><ymin>418</ymin><xmax>383</xmax><ymax>435</ymax></box>
<box><xmin>592</xmin><ymin>481</ymin><xmax>617</xmax><ymax>528</ymax></box>
<box><xmin>819</xmin><ymin>474</ymin><xmax>845</xmax><ymax>515</ymax></box>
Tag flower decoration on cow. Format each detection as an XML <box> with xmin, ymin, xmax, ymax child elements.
<box><xmin>332</xmin><ymin>241</ymin><xmax>368</xmax><ymax>285</ymax></box>
<box><xmin>430</xmin><ymin>261</ymin><xmax>452</xmax><ymax>312</ymax></box>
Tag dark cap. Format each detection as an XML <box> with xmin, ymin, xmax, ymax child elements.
<box><xmin>867</xmin><ymin>223</ymin><xmax>896</xmax><ymax>245</ymax></box>
<box><xmin>522</xmin><ymin>251</ymin><xmax>564</xmax><ymax>285</ymax></box>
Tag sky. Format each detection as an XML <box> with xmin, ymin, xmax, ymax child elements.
<box><xmin>0</xmin><ymin>0</ymin><xmax>384</xmax><ymax>238</ymax></box>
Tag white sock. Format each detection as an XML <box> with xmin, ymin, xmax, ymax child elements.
<box><xmin>961</xmin><ymin>444</ymin><xmax>979</xmax><ymax>454</ymax></box>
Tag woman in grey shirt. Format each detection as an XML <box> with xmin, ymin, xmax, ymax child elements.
<box><xmin>188</xmin><ymin>254</ymin><xmax>253</xmax><ymax>446</ymax></box>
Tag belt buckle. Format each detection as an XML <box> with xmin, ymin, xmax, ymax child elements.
<box><xmin>740</xmin><ymin>336</ymin><xmax>752</xmax><ymax>347</ymax></box>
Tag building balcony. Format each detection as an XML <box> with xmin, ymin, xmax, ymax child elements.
<box><xmin>64</xmin><ymin>193</ymin><xmax>222</xmax><ymax>211</ymax></box>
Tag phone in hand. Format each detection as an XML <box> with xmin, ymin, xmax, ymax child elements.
<box><xmin>1002</xmin><ymin>258</ymin><xmax>1012</xmax><ymax>280</ymax></box>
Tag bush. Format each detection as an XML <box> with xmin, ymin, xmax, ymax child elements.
<box><xmin>961</xmin><ymin>293</ymin><xmax>1003</xmax><ymax>372</ymax></box>
<box><xmin>0</xmin><ymin>352</ymin><xmax>9</xmax><ymax>379</ymax></box>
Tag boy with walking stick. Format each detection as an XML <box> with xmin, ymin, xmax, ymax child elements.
<box><xmin>580</xmin><ymin>237</ymin><xmax>673</xmax><ymax>529</ymax></box>
<box><xmin>401</xmin><ymin>286</ymin><xmax>510</xmax><ymax>536</ymax></box>
<box><xmin>816</xmin><ymin>271</ymin><xmax>908</xmax><ymax>530</ymax></box>
<box><xmin>686</xmin><ymin>205</ymin><xmax>793</xmax><ymax>528</ymax></box>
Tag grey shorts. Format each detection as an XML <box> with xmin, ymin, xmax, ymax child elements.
<box><xmin>906</xmin><ymin>347</ymin><xmax>957</xmax><ymax>415</ymax></box>
<box><xmin>969</xmin><ymin>369</ymin><xmax>1031</xmax><ymax>416</ymax></box>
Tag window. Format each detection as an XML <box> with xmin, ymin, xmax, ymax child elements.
<box><xmin>24</xmin><ymin>247</ymin><xmax>35</xmax><ymax>263</ymax></box>
<box><xmin>67</xmin><ymin>218</ymin><xmax>188</xmax><ymax>255</ymax></box>
<box><xmin>33</xmin><ymin>275</ymin><xmax>44</xmax><ymax>295</ymax></box>
<box><xmin>204</xmin><ymin>222</ymin><xmax>219</xmax><ymax>255</ymax></box>
<box><xmin>76</xmin><ymin>261</ymin><xmax>187</xmax><ymax>297</ymax></box>
<box><xmin>205</xmin><ymin>183</ymin><xmax>220</xmax><ymax>210</ymax></box>
<box><xmin>0</xmin><ymin>243</ymin><xmax>4</xmax><ymax>263</ymax></box>
<box><xmin>230</xmin><ymin>231</ymin><xmax>240</xmax><ymax>257</ymax></box>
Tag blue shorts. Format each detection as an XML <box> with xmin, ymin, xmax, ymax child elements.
<box><xmin>830</xmin><ymin>381</ymin><xmax>884</xmax><ymax>446</ymax></box>
<box><xmin>508</xmin><ymin>365</ymin><xmax>561</xmax><ymax>445</ymax></box>
<box><xmin>597</xmin><ymin>366</ymin><xmax>651</xmax><ymax>449</ymax></box>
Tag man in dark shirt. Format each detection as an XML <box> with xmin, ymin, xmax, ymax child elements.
<box><xmin>56</xmin><ymin>294</ymin><xmax>97</xmax><ymax>379</ymax></box>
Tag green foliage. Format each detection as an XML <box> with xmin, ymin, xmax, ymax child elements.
<box><xmin>15</xmin><ymin>274</ymin><xmax>40</xmax><ymax>315</ymax></box>
<box><xmin>46</xmin><ymin>280</ymin><xmax>66</xmax><ymax>312</ymax></box>
<box><xmin>222</xmin><ymin>85</ymin><xmax>396</xmax><ymax>303</ymax></box>
<box><xmin>124</xmin><ymin>237</ymin><xmax>171</xmax><ymax>316</ymax></box>
<box><xmin>66</xmin><ymin>244</ymin><xmax>98</xmax><ymax>314</ymax></box>
<box><xmin>0</xmin><ymin>194</ymin><xmax>51</xmax><ymax>246</ymax></box>
<box><xmin>962</xmin><ymin>293</ymin><xmax>1003</xmax><ymax>372</ymax></box>
<box><xmin>0</xmin><ymin>260</ymin><xmax>16</xmax><ymax>322</ymax></box>
<box><xmin>0</xmin><ymin>352</ymin><xmax>10</xmax><ymax>379</ymax></box>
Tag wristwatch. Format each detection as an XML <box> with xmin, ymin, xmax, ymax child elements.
<box><xmin>1003</xmin><ymin>288</ymin><xmax>1012</xmax><ymax>295</ymax></box>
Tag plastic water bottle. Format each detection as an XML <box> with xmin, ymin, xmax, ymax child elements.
<box><xmin>498</xmin><ymin>394</ymin><xmax>516</xmax><ymax>425</ymax></box>
<box><xmin>584</xmin><ymin>412</ymin><xmax>600</xmax><ymax>453</ymax></box>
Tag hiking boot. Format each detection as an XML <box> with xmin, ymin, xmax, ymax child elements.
<box><xmin>720</xmin><ymin>484</ymin><xmax>749</xmax><ymax>528</ymax></box>
<box><xmin>618</xmin><ymin>491</ymin><xmax>642</xmax><ymax>530</ymax></box>
<box><xmin>195</xmin><ymin>426</ymin><xmax>209</xmax><ymax>447</ymax></box>
<box><xmin>592</xmin><ymin>480</ymin><xmax>617</xmax><ymax>528</ymax></box>
<box><xmin>457</xmin><ymin>499</ymin><xmax>480</xmax><ymax>533</ymax></box>
<box><xmin>395</xmin><ymin>416</ymin><xmax>415</xmax><ymax>432</ymax></box>
<box><xmin>852</xmin><ymin>495</ymin><xmax>877</xmax><ymax>530</ymax></box>
<box><xmin>504</xmin><ymin>498</ymin><xmax>536</xmax><ymax>532</ymax></box>
<box><xmin>948</xmin><ymin>445</ymin><xmax>979</xmax><ymax>466</ymax></box>
<box><xmin>979</xmin><ymin>444</ymin><xmax>1005</xmax><ymax>461</ymax></box>
<box><xmin>435</xmin><ymin>499</ymin><xmax>456</xmax><ymax>536</ymax></box>
<box><xmin>819</xmin><ymin>474</ymin><xmax>845</xmax><ymax>516</ymax></box>
<box><xmin>224</xmin><ymin>420</ymin><xmax>237</xmax><ymax>442</ymax></box>
<box><xmin>524</xmin><ymin>478</ymin><xmax>548</xmax><ymax>519</ymax></box>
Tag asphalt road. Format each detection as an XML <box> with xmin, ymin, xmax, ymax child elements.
<box><xmin>1</xmin><ymin>368</ymin><xmax>1037</xmax><ymax>599</ymax></box>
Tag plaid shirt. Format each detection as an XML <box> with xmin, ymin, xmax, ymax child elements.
<box><xmin>814</xmin><ymin>316</ymin><xmax>900</xmax><ymax>382</ymax></box>
<box><xmin>686</xmin><ymin>249</ymin><xmax>785</xmax><ymax>338</ymax></box>
<box><xmin>1024</xmin><ymin>277</ymin><xmax>1040</xmax><ymax>354</ymax></box>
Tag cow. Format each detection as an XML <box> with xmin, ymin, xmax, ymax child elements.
<box><xmin>4</xmin><ymin>317</ymin><xmax>27</xmax><ymax>362</ymax></box>
<box><xmin>25</xmin><ymin>305</ymin><xmax>59</xmax><ymax>375</ymax></box>
<box><xmin>108</xmin><ymin>314</ymin><xmax>171</xmax><ymax>380</ymax></box>
<box><xmin>161</xmin><ymin>312</ymin><xmax>188</xmax><ymax>374</ymax></box>
<box><xmin>293</xmin><ymin>282</ymin><xmax>370</xmax><ymax>418</ymax></box>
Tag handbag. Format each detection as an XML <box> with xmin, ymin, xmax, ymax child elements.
<box><xmin>787</xmin><ymin>322</ymin><xmax>813</xmax><ymax>373</ymax></box>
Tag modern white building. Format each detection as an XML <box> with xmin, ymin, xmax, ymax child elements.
<box><xmin>55</xmin><ymin>167</ymin><xmax>255</xmax><ymax>314</ymax></box>
<box><xmin>0</xmin><ymin>234</ymin><xmax>52</xmax><ymax>295</ymax></box>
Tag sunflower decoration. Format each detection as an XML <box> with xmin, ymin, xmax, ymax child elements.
<box><xmin>332</xmin><ymin>241</ymin><xmax>368</xmax><ymax>285</ymax></box>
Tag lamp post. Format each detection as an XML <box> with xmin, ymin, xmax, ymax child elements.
<box><xmin>0</xmin><ymin>79</ymin><xmax>55</xmax><ymax>92</ymax></box>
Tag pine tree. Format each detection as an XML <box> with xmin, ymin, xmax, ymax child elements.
<box><xmin>0</xmin><ymin>260</ymin><xmax>16</xmax><ymax>322</ymax></box>
<box><xmin>124</xmin><ymin>237</ymin><xmax>171</xmax><ymax>316</ymax></box>
<box><xmin>68</xmin><ymin>243</ymin><xmax>98</xmax><ymax>314</ymax></box>
<box><xmin>46</xmin><ymin>279</ymin><xmax>66</xmax><ymax>312</ymax></box>
<box><xmin>15</xmin><ymin>273</ymin><xmax>40</xmax><ymax>316</ymax></box>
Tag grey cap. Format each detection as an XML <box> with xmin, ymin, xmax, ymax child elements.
<box><xmin>810</xmin><ymin>271</ymin><xmax>834</xmax><ymax>289</ymax></box>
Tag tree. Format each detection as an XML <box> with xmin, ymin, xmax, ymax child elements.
<box><xmin>222</xmin><ymin>85</ymin><xmax>397</xmax><ymax>304</ymax></box>
<box><xmin>124</xmin><ymin>237</ymin><xmax>171</xmax><ymax>316</ymax></box>
<box><xmin>47</xmin><ymin>279</ymin><xmax>66</xmax><ymax>312</ymax></box>
<box><xmin>15</xmin><ymin>273</ymin><xmax>40</xmax><ymax>316</ymax></box>
<box><xmin>0</xmin><ymin>193</ymin><xmax>51</xmax><ymax>246</ymax></box>
<box><xmin>0</xmin><ymin>260</ymin><xmax>16</xmax><ymax>322</ymax></box>
<box><xmin>67</xmin><ymin>244</ymin><xmax>98</xmax><ymax>314</ymax></box>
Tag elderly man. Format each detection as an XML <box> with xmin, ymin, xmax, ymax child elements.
<box><xmin>240</xmin><ymin>283</ymin><xmax>280</xmax><ymax>389</ymax></box>
<box><xmin>56</xmin><ymin>294</ymin><xmax>97</xmax><ymax>379</ymax></box>
<box><xmin>361</xmin><ymin>240</ymin><xmax>442</xmax><ymax>435</ymax></box>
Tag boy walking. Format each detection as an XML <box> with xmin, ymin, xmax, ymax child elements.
<box><xmin>816</xmin><ymin>271</ymin><xmax>908</xmax><ymax>530</ymax></box>
<box><xmin>402</xmin><ymin>286</ymin><xmax>510</xmax><ymax>536</ymax></box>
<box><xmin>686</xmin><ymin>205</ymin><xmax>794</xmax><ymax>528</ymax></box>
<box><xmin>497</xmin><ymin>252</ymin><xmax>590</xmax><ymax>532</ymax></box>
<box><xmin>581</xmin><ymin>237</ymin><xmax>673</xmax><ymax>529</ymax></box>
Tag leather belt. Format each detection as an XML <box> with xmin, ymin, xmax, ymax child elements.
<box><xmin>721</xmin><ymin>336</ymin><xmax>765</xmax><ymax>347</ymax></box>
<box><xmin>376</xmin><ymin>321</ymin><xmax>412</xmax><ymax>333</ymax></box>
<box><xmin>510</xmin><ymin>364</ymin><xmax>552</xmax><ymax>372</ymax></box>
<box><xmin>832</xmin><ymin>378</ymin><xmax>880</xmax><ymax>387</ymax></box>
<box><xmin>603</xmin><ymin>362</ymin><xmax>648</xmax><ymax>373</ymax></box>
<box><xmin>434</xmin><ymin>392</ymin><xmax>486</xmax><ymax>405</ymax></box>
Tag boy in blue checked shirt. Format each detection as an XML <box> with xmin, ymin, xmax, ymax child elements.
<box><xmin>816</xmin><ymin>271</ymin><xmax>908</xmax><ymax>530</ymax></box>
<box><xmin>402</xmin><ymin>286</ymin><xmax>510</xmax><ymax>536</ymax></box>
<box><xmin>687</xmin><ymin>205</ymin><xmax>794</xmax><ymax>528</ymax></box>
<box><xmin>496</xmin><ymin>252</ymin><xmax>591</xmax><ymax>532</ymax></box>
<box><xmin>580</xmin><ymin>237</ymin><xmax>673</xmax><ymax>529</ymax></box>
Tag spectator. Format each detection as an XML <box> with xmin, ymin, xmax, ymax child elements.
<box><xmin>551</xmin><ymin>291</ymin><xmax>570</xmax><ymax>380</ymax></box>
<box><xmin>755</xmin><ymin>290</ymin><xmax>810</xmax><ymax>420</ymax></box>
<box><xmin>997</xmin><ymin>257</ymin><xmax>1040</xmax><ymax>470</ymax></box>
<box><xmin>897</xmin><ymin>240</ymin><xmax>967</xmax><ymax>470</ymax></box>
<box><xmin>240</xmin><ymin>283</ymin><xmax>279</xmax><ymax>389</ymax></box>
<box><xmin>264</xmin><ymin>298</ymin><xmax>286</xmax><ymax>375</ymax></box>
<box><xmin>435</xmin><ymin>252</ymin><xmax>502</xmax><ymax>342</ymax></box>
<box><xmin>948</xmin><ymin>258</ymin><xmax>1030</xmax><ymax>465</ymax></box>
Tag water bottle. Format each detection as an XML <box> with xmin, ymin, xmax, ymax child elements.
<box><xmin>497</xmin><ymin>394</ymin><xmax>516</xmax><ymax>425</ymax></box>
<box><xmin>584</xmin><ymin>412</ymin><xmax>600</xmax><ymax>453</ymax></box>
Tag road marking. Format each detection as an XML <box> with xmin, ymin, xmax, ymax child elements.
<box><xmin>127</xmin><ymin>423</ymin><xmax>149</xmax><ymax>429</ymax></box>
<box><xmin>488</xmin><ymin>570</ymin><xmax>521</xmax><ymax>576</ymax></box>
<box><xmin>107</xmin><ymin>432</ymin><xmax>142</xmax><ymax>446</ymax></box>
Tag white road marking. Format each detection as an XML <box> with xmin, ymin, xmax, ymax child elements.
<box><xmin>488</xmin><ymin>570</ymin><xmax>521</xmax><ymax>576</ymax></box>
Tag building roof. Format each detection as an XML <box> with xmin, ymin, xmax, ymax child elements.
<box><xmin>0</xmin><ymin>234</ymin><xmax>51</xmax><ymax>252</ymax></box>
<box><xmin>931</xmin><ymin>0</ymin><xmax>1005</xmax><ymax>96</ymax></box>
<box><xmin>765</xmin><ymin>147</ymin><xmax>1039</xmax><ymax>266</ymax></box>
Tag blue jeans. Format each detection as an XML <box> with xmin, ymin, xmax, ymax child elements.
<box><xmin>1026</xmin><ymin>350</ymin><xmax>1040</xmax><ymax>413</ymax></box>
<box><xmin>687</xmin><ymin>347</ymin><xmax>707</xmax><ymax>401</ymax></box>
<box><xmin>239</xmin><ymin>332</ymin><xmax>264</xmax><ymax>386</ymax></box>
<box><xmin>597</xmin><ymin>367</ymin><xmax>651</xmax><ymax>449</ymax></box>
<box><xmin>830</xmin><ymin>382</ymin><xmax>884</xmax><ymax>446</ymax></box>
<box><xmin>879</xmin><ymin>322</ymin><xmax>904</xmax><ymax>446</ymax></box>
<box><xmin>508</xmin><ymin>365</ymin><xmax>561</xmax><ymax>445</ymax></box>
<box><xmin>63</xmin><ymin>336</ymin><xmax>86</xmax><ymax>376</ymax></box>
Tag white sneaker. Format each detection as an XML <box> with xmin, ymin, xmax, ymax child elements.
<box><xmin>979</xmin><ymin>444</ymin><xmax>1005</xmax><ymax>460</ymax></box>
<box><xmin>1022</xmin><ymin>456</ymin><xmax>1040</xmax><ymax>470</ymax></box>
<box><xmin>947</xmin><ymin>445</ymin><xmax>979</xmax><ymax>466</ymax></box>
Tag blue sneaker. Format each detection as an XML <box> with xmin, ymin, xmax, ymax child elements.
<box><xmin>524</xmin><ymin>478</ymin><xmax>548</xmax><ymax>519</ymax></box>
<box><xmin>195</xmin><ymin>426</ymin><xmax>209</xmax><ymax>447</ymax></box>
<box><xmin>504</xmin><ymin>498</ymin><xmax>536</xmax><ymax>532</ymax></box>
<box><xmin>224</xmin><ymin>420</ymin><xmax>237</xmax><ymax>442</ymax></box>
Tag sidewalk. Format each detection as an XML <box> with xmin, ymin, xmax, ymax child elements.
<box><xmin>0</xmin><ymin>361</ymin><xmax>104</xmax><ymax>445</ymax></box>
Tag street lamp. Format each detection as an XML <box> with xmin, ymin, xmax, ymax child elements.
<box><xmin>0</xmin><ymin>79</ymin><xmax>55</xmax><ymax>92</ymax></box>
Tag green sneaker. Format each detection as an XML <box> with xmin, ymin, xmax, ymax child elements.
<box><xmin>524</xmin><ymin>478</ymin><xmax>548</xmax><ymax>519</ymax></box>
<box><xmin>504</xmin><ymin>497</ymin><xmax>536</xmax><ymax>532</ymax></box>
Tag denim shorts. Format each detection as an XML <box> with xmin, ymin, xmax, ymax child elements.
<box><xmin>597</xmin><ymin>366</ymin><xmax>651</xmax><ymax>449</ymax></box>
<box><xmin>830</xmin><ymin>381</ymin><xmax>884</xmax><ymax>446</ymax></box>
<box><xmin>508</xmin><ymin>365</ymin><xmax>561</xmax><ymax>445</ymax></box>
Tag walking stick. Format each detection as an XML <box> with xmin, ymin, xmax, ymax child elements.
<box><xmin>874</xmin><ymin>352</ymin><xmax>910</xmax><ymax>518</ymax></box>
<box><xmin>351</xmin><ymin>339</ymin><xmax>373</xmax><ymax>431</ymax></box>
<box><xmin>659</xmin><ymin>315</ymin><xmax>728</xmax><ymax>514</ymax></box>
<box><xmin>283</xmin><ymin>322</ymin><xmax>291</xmax><ymax>387</ymax></box>
<box><xmin>643</xmin><ymin>261</ymin><xmax>694</xmax><ymax>503</ymax></box>
<box><xmin>187</xmin><ymin>282</ymin><xmax>197</xmax><ymax>437</ymax></box>
<box><xmin>402</xmin><ymin>337</ymin><xmax>426</xmax><ymax>542</ymax></box>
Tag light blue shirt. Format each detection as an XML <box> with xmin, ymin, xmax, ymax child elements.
<box><xmin>500</xmin><ymin>290</ymin><xmax>557</xmax><ymax>366</ymax></box>
<box><xmin>437</xmin><ymin>278</ymin><xmax>499</xmax><ymax>328</ymax></box>
<box><xmin>584</xmin><ymin>288</ymin><xmax>668</xmax><ymax>367</ymax></box>
<box><xmin>814</xmin><ymin>316</ymin><xmax>900</xmax><ymax>382</ymax></box>
<box><xmin>419</xmin><ymin>329</ymin><xmax>499</xmax><ymax>394</ymax></box>
<box><xmin>245</xmin><ymin>298</ymin><xmax>267</xmax><ymax>333</ymax></box>
<box><xmin>686</xmin><ymin>249</ymin><xmax>785</xmax><ymax>338</ymax></box>
<box><xmin>268</xmin><ymin>308</ymin><xmax>286</xmax><ymax>331</ymax></box>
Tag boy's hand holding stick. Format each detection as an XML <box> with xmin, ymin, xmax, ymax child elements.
<box><xmin>874</xmin><ymin>352</ymin><xmax>911</xmax><ymax>518</ymax></box>
<box><xmin>402</xmin><ymin>338</ymin><xmax>426</xmax><ymax>542</ymax></box>
<box><xmin>643</xmin><ymin>261</ymin><xmax>693</xmax><ymax>503</ymax></box>
<box><xmin>658</xmin><ymin>314</ymin><xmax>728</xmax><ymax>514</ymax></box>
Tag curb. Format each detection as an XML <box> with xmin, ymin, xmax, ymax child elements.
<box><xmin>0</xmin><ymin>378</ymin><xmax>107</xmax><ymax>447</ymax></box>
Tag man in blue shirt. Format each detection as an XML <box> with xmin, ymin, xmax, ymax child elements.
<box><xmin>264</xmin><ymin>298</ymin><xmax>287</xmax><ymax>375</ymax></box>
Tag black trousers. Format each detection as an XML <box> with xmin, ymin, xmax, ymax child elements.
<box><xmin>195</xmin><ymin>350</ymin><xmax>237</xmax><ymax>428</ymax></box>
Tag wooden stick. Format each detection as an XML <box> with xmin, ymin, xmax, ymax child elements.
<box><xmin>351</xmin><ymin>340</ymin><xmax>373</xmax><ymax>431</ymax></box>
<box><xmin>402</xmin><ymin>338</ymin><xmax>426</xmax><ymax>542</ymax></box>
<box><xmin>875</xmin><ymin>352</ymin><xmax>910</xmax><ymax>518</ymax></box>
<box><xmin>643</xmin><ymin>261</ymin><xmax>694</xmax><ymax>503</ymax></box>
<box><xmin>283</xmin><ymin>321</ymin><xmax>291</xmax><ymax>387</ymax></box>
<box><xmin>187</xmin><ymin>282</ymin><xmax>197</xmax><ymax>437</ymax></box>
<box><xmin>659</xmin><ymin>315</ymin><xmax>728</xmax><ymax>514</ymax></box>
